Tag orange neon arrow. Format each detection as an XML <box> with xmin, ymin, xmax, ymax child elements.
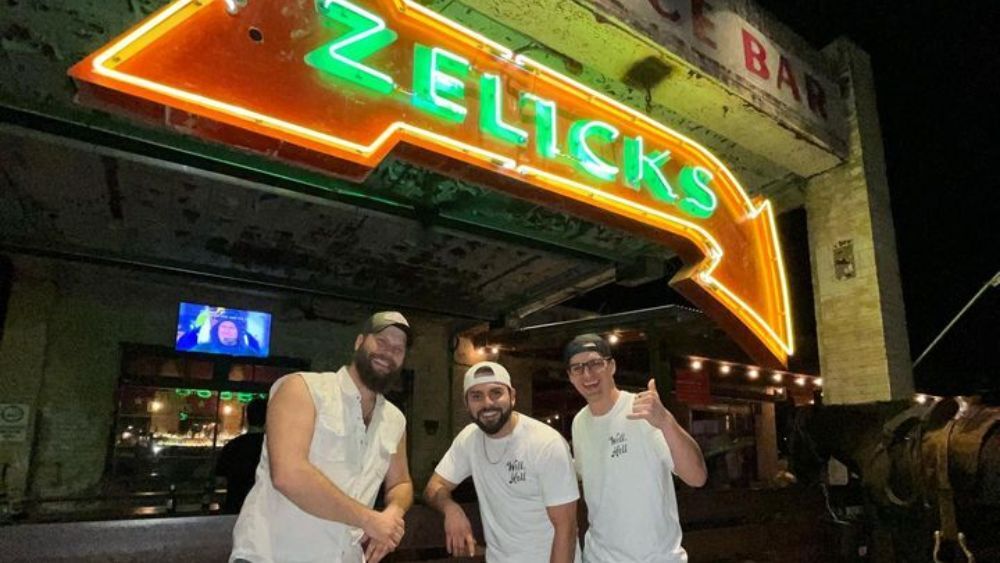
<box><xmin>68</xmin><ymin>0</ymin><xmax>794</xmax><ymax>366</ymax></box>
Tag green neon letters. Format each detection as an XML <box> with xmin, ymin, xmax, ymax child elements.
<box><xmin>480</xmin><ymin>74</ymin><xmax>528</xmax><ymax>145</ymax></box>
<box><xmin>568</xmin><ymin>120</ymin><xmax>620</xmax><ymax>181</ymax></box>
<box><xmin>678</xmin><ymin>166</ymin><xmax>718</xmax><ymax>219</ymax></box>
<box><xmin>520</xmin><ymin>93</ymin><xmax>559</xmax><ymax>158</ymax></box>
<box><xmin>624</xmin><ymin>136</ymin><xmax>678</xmax><ymax>204</ymax></box>
<box><xmin>305</xmin><ymin>0</ymin><xmax>398</xmax><ymax>95</ymax></box>
<box><xmin>413</xmin><ymin>45</ymin><xmax>470</xmax><ymax>123</ymax></box>
<box><xmin>305</xmin><ymin>0</ymin><xmax>719</xmax><ymax>221</ymax></box>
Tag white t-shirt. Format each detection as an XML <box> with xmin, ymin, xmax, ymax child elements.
<box><xmin>572</xmin><ymin>391</ymin><xmax>687</xmax><ymax>563</ymax></box>
<box><xmin>435</xmin><ymin>414</ymin><xmax>581</xmax><ymax>563</ymax></box>
<box><xmin>230</xmin><ymin>368</ymin><xmax>406</xmax><ymax>563</ymax></box>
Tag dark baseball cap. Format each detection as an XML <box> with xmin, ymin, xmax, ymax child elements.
<box><xmin>563</xmin><ymin>333</ymin><xmax>612</xmax><ymax>364</ymax></box>
<box><xmin>362</xmin><ymin>311</ymin><xmax>412</xmax><ymax>344</ymax></box>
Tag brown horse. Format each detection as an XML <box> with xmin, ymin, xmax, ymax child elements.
<box><xmin>786</xmin><ymin>397</ymin><xmax>1000</xmax><ymax>562</ymax></box>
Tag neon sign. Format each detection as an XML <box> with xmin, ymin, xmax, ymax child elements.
<box><xmin>69</xmin><ymin>0</ymin><xmax>794</xmax><ymax>366</ymax></box>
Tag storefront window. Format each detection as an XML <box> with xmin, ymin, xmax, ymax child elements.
<box><xmin>690</xmin><ymin>403</ymin><xmax>758</xmax><ymax>489</ymax></box>
<box><xmin>106</xmin><ymin>345</ymin><xmax>307</xmax><ymax>511</ymax></box>
<box><xmin>110</xmin><ymin>386</ymin><xmax>265</xmax><ymax>490</ymax></box>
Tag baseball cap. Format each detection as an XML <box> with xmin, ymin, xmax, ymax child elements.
<box><xmin>362</xmin><ymin>311</ymin><xmax>412</xmax><ymax>344</ymax></box>
<box><xmin>563</xmin><ymin>333</ymin><xmax>612</xmax><ymax>364</ymax></box>
<box><xmin>463</xmin><ymin>361</ymin><xmax>513</xmax><ymax>394</ymax></box>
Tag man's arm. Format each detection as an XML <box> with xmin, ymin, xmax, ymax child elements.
<box><xmin>545</xmin><ymin>500</ymin><xmax>578</xmax><ymax>563</ymax></box>
<box><xmin>629</xmin><ymin>379</ymin><xmax>708</xmax><ymax>487</ymax></box>
<box><xmin>365</xmin><ymin>434</ymin><xmax>414</xmax><ymax>563</ymax></box>
<box><xmin>424</xmin><ymin>473</ymin><xmax>477</xmax><ymax>557</ymax></box>
<box><xmin>266</xmin><ymin>375</ymin><xmax>404</xmax><ymax>547</ymax></box>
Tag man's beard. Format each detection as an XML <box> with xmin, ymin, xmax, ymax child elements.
<box><xmin>353</xmin><ymin>347</ymin><xmax>400</xmax><ymax>394</ymax></box>
<box><xmin>471</xmin><ymin>405</ymin><xmax>512</xmax><ymax>435</ymax></box>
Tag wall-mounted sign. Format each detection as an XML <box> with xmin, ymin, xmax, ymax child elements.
<box><xmin>69</xmin><ymin>0</ymin><xmax>793</xmax><ymax>366</ymax></box>
<box><xmin>587</xmin><ymin>0</ymin><xmax>847</xmax><ymax>150</ymax></box>
<box><xmin>0</xmin><ymin>403</ymin><xmax>30</xmax><ymax>442</ymax></box>
<box><xmin>675</xmin><ymin>369</ymin><xmax>712</xmax><ymax>406</ymax></box>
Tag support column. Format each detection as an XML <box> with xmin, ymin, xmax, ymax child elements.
<box><xmin>804</xmin><ymin>39</ymin><xmax>913</xmax><ymax>404</ymax></box>
<box><xmin>0</xmin><ymin>258</ymin><xmax>57</xmax><ymax>505</ymax></box>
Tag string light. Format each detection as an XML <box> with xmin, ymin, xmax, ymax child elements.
<box><xmin>607</xmin><ymin>333</ymin><xmax>620</xmax><ymax>345</ymax></box>
<box><xmin>747</xmin><ymin>368</ymin><xmax>759</xmax><ymax>380</ymax></box>
<box><xmin>489</xmin><ymin>345</ymin><xmax>499</xmax><ymax>354</ymax></box>
<box><xmin>771</xmin><ymin>372</ymin><xmax>783</xmax><ymax>383</ymax></box>
<box><xmin>795</xmin><ymin>377</ymin><xmax>806</xmax><ymax>387</ymax></box>
<box><xmin>690</xmin><ymin>359</ymin><xmax>703</xmax><ymax>370</ymax></box>
<box><xmin>719</xmin><ymin>364</ymin><xmax>731</xmax><ymax>375</ymax></box>
<box><xmin>223</xmin><ymin>405</ymin><xmax>233</xmax><ymax>415</ymax></box>
<box><xmin>915</xmin><ymin>394</ymin><xmax>928</xmax><ymax>404</ymax></box>
<box><xmin>813</xmin><ymin>378</ymin><xmax>823</xmax><ymax>387</ymax></box>
<box><xmin>150</xmin><ymin>400</ymin><xmax>163</xmax><ymax>412</ymax></box>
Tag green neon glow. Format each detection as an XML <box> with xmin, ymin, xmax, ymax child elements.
<box><xmin>412</xmin><ymin>44</ymin><xmax>470</xmax><ymax>123</ymax></box>
<box><xmin>237</xmin><ymin>392</ymin><xmax>256</xmax><ymax>404</ymax></box>
<box><xmin>174</xmin><ymin>389</ymin><xmax>193</xmax><ymax>397</ymax></box>
<box><xmin>196</xmin><ymin>389</ymin><xmax>213</xmax><ymax>399</ymax></box>
<box><xmin>480</xmin><ymin>74</ymin><xmax>528</xmax><ymax>145</ymax></box>
<box><xmin>258</xmin><ymin>393</ymin><xmax>269</xmax><ymax>400</ymax></box>
<box><xmin>220</xmin><ymin>391</ymin><xmax>233</xmax><ymax>401</ymax></box>
<box><xmin>568</xmin><ymin>120</ymin><xmax>620</xmax><ymax>181</ymax></box>
<box><xmin>179</xmin><ymin>412</ymin><xmax>189</xmax><ymax>422</ymax></box>
<box><xmin>624</xmin><ymin>136</ymin><xmax>678</xmax><ymax>203</ymax></box>
<box><xmin>304</xmin><ymin>0</ymin><xmax>398</xmax><ymax>95</ymax></box>
<box><xmin>519</xmin><ymin>93</ymin><xmax>559</xmax><ymax>158</ymax></box>
<box><xmin>678</xmin><ymin>166</ymin><xmax>718</xmax><ymax>219</ymax></box>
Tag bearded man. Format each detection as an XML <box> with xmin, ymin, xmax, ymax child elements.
<box><xmin>424</xmin><ymin>361</ymin><xmax>580</xmax><ymax>563</ymax></box>
<box><xmin>230</xmin><ymin>312</ymin><xmax>414</xmax><ymax>563</ymax></box>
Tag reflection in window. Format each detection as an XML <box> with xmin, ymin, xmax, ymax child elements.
<box><xmin>109</xmin><ymin>387</ymin><xmax>269</xmax><ymax>493</ymax></box>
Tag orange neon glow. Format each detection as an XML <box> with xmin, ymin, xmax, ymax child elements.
<box><xmin>68</xmin><ymin>0</ymin><xmax>794</xmax><ymax>366</ymax></box>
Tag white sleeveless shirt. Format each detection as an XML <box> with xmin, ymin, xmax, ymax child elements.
<box><xmin>230</xmin><ymin>368</ymin><xmax>406</xmax><ymax>563</ymax></box>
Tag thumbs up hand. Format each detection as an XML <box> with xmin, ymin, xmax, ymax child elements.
<box><xmin>626</xmin><ymin>378</ymin><xmax>674</xmax><ymax>430</ymax></box>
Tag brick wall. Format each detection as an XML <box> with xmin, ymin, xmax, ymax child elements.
<box><xmin>804</xmin><ymin>39</ymin><xmax>913</xmax><ymax>404</ymax></box>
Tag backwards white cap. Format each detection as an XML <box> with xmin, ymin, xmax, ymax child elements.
<box><xmin>463</xmin><ymin>361</ymin><xmax>512</xmax><ymax>394</ymax></box>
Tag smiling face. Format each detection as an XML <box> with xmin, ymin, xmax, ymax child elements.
<box><xmin>465</xmin><ymin>382</ymin><xmax>515</xmax><ymax>435</ymax></box>
<box><xmin>567</xmin><ymin>350</ymin><xmax>616</xmax><ymax>405</ymax></box>
<box><xmin>352</xmin><ymin>326</ymin><xmax>407</xmax><ymax>393</ymax></box>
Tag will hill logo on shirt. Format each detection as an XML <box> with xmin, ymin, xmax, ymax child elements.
<box><xmin>609</xmin><ymin>432</ymin><xmax>629</xmax><ymax>458</ymax></box>
<box><xmin>506</xmin><ymin>459</ymin><xmax>526</xmax><ymax>485</ymax></box>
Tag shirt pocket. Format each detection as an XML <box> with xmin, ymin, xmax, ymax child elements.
<box><xmin>314</xmin><ymin>412</ymin><xmax>354</xmax><ymax>465</ymax></box>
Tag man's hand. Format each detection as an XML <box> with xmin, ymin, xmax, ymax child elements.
<box><xmin>361</xmin><ymin>507</ymin><xmax>405</xmax><ymax>550</ymax></box>
<box><xmin>443</xmin><ymin>504</ymin><xmax>476</xmax><ymax>557</ymax></box>
<box><xmin>628</xmin><ymin>379</ymin><xmax>708</xmax><ymax>487</ymax></box>
<box><xmin>627</xmin><ymin>379</ymin><xmax>673</xmax><ymax>429</ymax></box>
<box><xmin>364</xmin><ymin>538</ymin><xmax>394</xmax><ymax>563</ymax></box>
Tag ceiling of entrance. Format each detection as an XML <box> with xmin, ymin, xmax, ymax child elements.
<box><xmin>0</xmin><ymin>127</ymin><xmax>682</xmax><ymax>320</ymax></box>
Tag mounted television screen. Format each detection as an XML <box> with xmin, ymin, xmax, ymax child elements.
<box><xmin>175</xmin><ymin>302</ymin><xmax>271</xmax><ymax>358</ymax></box>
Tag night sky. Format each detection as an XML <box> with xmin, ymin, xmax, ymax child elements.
<box><xmin>753</xmin><ymin>0</ymin><xmax>1000</xmax><ymax>395</ymax></box>
<box><xmin>572</xmin><ymin>2</ymin><xmax>999</xmax><ymax>396</ymax></box>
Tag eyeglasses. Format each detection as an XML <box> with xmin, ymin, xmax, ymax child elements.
<box><xmin>567</xmin><ymin>357</ymin><xmax>611</xmax><ymax>376</ymax></box>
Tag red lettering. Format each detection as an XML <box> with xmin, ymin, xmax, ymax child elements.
<box><xmin>692</xmin><ymin>0</ymin><xmax>717</xmax><ymax>49</ymax></box>
<box><xmin>647</xmin><ymin>0</ymin><xmax>681</xmax><ymax>22</ymax></box>
<box><xmin>776</xmin><ymin>55</ymin><xmax>801</xmax><ymax>101</ymax></box>
<box><xmin>741</xmin><ymin>29</ymin><xmax>769</xmax><ymax>79</ymax></box>
<box><xmin>805</xmin><ymin>74</ymin><xmax>828</xmax><ymax>119</ymax></box>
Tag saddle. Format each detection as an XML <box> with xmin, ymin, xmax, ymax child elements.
<box><xmin>872</xmin><ymin>398</ymin><xmax>1000</xmax><ymax>562</ymax></box>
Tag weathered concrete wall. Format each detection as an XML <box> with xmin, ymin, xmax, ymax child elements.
<box><xmin>404</xmin><ymin>321</ymin><xmax>454</xmax><ymax>486</ymax></box>
<box><xmin>0</xmin><ymin>254</ymin><xmax>453</xmax><ymax>502</ymax></box>
<box><xmin>804</xmin><ymin>40</ymin><xmax>913</xmax><ymax>404</ymax></box>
